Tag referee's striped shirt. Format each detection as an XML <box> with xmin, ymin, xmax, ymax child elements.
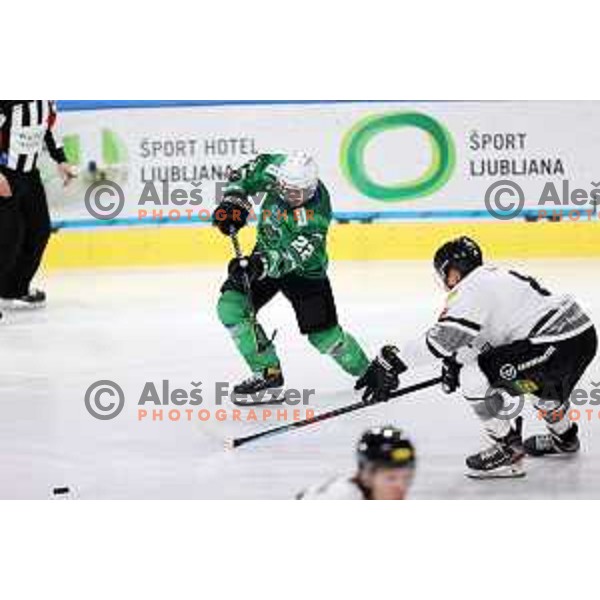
<box><xmin>0</xmin><ymin>100</ymin><xmax>66</xmax><ymax>173</ymax></box>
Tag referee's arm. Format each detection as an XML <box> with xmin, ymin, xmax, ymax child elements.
<box><xmin>45</xmin><ymin>104</ymin><xmax>77</xmax><ymax>186</ymax></box>
<box><xmin>44</xmin><ymin>129</ymin><xmax>67</xmax><ymax>165</ymax></box>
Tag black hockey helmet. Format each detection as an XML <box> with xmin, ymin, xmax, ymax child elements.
<box><xmin>357</xmin><ymin>426</ymin><xmax>416</xmax><ymax>470</ymax></box>
<box><xmin>433</xmin><ymin>236</ymin><xmax>483</xmax><ymax>284</ymax></box>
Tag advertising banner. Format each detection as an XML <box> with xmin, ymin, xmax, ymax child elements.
<box><xmin>42</xmin><ymin>101</ymin><xmax>600</xmax><ymax>224</ymax></box>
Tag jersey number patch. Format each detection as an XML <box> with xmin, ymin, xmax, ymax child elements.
<box><xmin>291</xmin><ymin>235</ymin><xmax>315</xmax><ymax>261</ymax></box>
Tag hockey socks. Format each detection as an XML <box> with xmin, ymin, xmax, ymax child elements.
<box><xmin>308</xmin><ymin>326</ymin><xmax>370</xmax><ymax>377</ymax></box>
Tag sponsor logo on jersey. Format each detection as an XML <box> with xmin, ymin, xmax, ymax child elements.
<box><xmin>514</xmin><ymin>379</ymin><xmax>540</xmax><ymax>394</ymax></box>
<box><xmin>500</xmin><ymin>363</ymin><xmax>518</xmax><ymax>381</ymax></box>
<box><xmin>517</xmin><ymin>346</ymin><xmax>556</xmax><ymax>371</ymax></box>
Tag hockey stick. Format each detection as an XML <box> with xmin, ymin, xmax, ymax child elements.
<box><xmin>224</xmin><ymin>375</ymin><xmax>442</xmax><ymax>449</ymax></box>
<box><xmin>229</xmin><ymin>230</ymin><xmax>275</xmax><ymax>353</ymax></box>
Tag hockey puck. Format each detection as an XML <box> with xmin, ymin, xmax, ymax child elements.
<box><xmin>52</xmin><ymin>486</ymin><xmax>70</xmax><ymax>496</ymax></box>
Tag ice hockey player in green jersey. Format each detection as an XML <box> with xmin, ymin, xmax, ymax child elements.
<box><xmin>213</xmin><ymin>151</ymin><xmax>369</xmax><ymax>398</ymax></box>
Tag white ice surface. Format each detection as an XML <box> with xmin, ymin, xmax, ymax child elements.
<box><xmin>1</xmin><ymin>259</ymin><xmax>599</xmax><ymax>499</ymax></box>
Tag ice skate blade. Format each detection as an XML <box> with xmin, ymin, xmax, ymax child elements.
<box><xmin>466</xmin><ymin>462</ymin><xmax>526</xmax><ymax>479</ymax></box>
<box><xmin>526</xmin><ymin>451</ymin><xmax>579</xmax><ymax>459</ymax></box>
<box><xmin>230</xmin><ymin>388</ymin><xmax>287</xmax><ymax>407</ymax></box>
<box><xmin>0</xmin><ymin>299</ymin><xmax>46</xmax><ymax>310</ymax></box>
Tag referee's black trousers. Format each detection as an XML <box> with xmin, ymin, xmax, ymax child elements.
<box><xmin>0</xmin><ymin>168</ymin><xmax>51</xmax><ymax>298</ymax></box>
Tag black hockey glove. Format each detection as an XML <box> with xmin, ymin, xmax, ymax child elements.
<box><xmin>212</xmin><ymin>192</ymin><xmax>252</xmax><ymax>235</ymax></box>
<box><xmin>355</xmin><ymin>345</ymin><xmax>408</xmax><ymax>405</ymax></box>
<box><xmin>226</xmin><ymin>167</ymin><xmax>243</xmax><ymax>182</ymax></box>
<box><xmin>228</xmin><ymin>253</ymin><xmax>267</xmax><ymax>286</ymax></box>
<box><xmin>441</xmin><ymin>355</ymin><xmax>462</xmax><ymax>394</ymax></box>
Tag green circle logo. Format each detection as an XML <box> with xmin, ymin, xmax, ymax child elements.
<box><xmin>340</xmin><ymin>112</ymin><xmax>455</xmax><ymax>202</ymax></box>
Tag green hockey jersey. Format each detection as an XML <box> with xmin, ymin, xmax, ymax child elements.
<box><xmin>223</xmin><ymin>153</ymin><xmax>332</xmax><ymax>279</ymax></box>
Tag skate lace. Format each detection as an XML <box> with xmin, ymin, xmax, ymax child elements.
<box><xmin>240</xmin><ymin>374</ymin><xmax>263</xmax><ymax>387</ymax></box>
<box><xmin>481</xmin><ymin>443</ymin><xmax>503</xmax><ymax>461</ymax></box>
<box><xmin>537</xmin><ymin>434</ymin><xmax>555</xmax><ymax>451</ymax></box>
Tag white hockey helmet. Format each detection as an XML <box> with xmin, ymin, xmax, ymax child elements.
<box><xmin>274</xmin><ymin>151</ymin><xmax>319</xmax><ymax>207</ymax></box>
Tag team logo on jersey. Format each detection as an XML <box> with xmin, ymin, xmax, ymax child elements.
<box><xmin>499</xmin><ymin>363</ymin><xmax>518</xmax><ymax>381</ymax></box>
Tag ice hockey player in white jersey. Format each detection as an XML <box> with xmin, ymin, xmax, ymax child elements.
<box><xmin>297</xmin><ymin>426</ymin><xmax>415</xmax><ymax>499</ymax></box>
<box><xmin>355</xmin><ymin>236</ymin><xmax>597</xmax><ymax>479</ymax></box>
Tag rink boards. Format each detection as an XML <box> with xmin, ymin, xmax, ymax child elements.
<box><xmin>42</xmin><ymin>100</ymin><xmax>600</xmax><ymax>269</ymax></box>
<box><xmin>43</xmin><ymin>220</ymin><xmax>600</xmax><ymax>269</ymax></box>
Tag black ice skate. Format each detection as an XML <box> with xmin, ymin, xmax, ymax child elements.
<box><xmin>523</xmin><ymin>423</ymin><xmax>580</xmax><ymax>457</ymax></box>
<box><xmin>1</xmin><ymin>289</ymin><xmax>46</xmax><ymax>309</ymax></box>
<box><xmin>231</xmin><ymin>366</ymin><xmax>286</xmax><ymax>406</ymax></box>
<box><xmin>466</xmin><ymin>417</ymin><xmax>526</xmax><ymax>479</ymax></box>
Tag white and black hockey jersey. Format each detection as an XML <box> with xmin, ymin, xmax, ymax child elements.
<box><xmin>405</xmin><ymin>265</ymin><xmax>593</xmax><ymax>366</ymax></box>
<box><xmin>296</xmin><ymin>476</ymin><xmax>368</xmax><ymax>500</ymax></box>
<box><xmin>0</xmin><ymin>100</ymin><xmax>66</xmax><ymax>173</ymax></box>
